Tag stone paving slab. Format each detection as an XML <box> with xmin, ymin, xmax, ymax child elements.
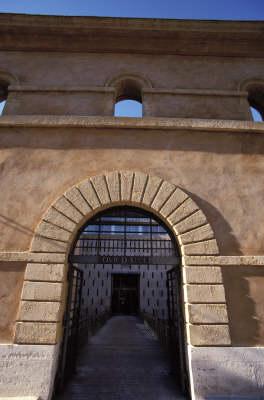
<box><xmin>56</xmin><ymin>316</ymin><xmax>185</xmax><ymax>400</ymax></box>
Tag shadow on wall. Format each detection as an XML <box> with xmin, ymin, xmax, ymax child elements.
<box><xmin>1</xmin><ymin>129</ymin><xmax>264</xmax><ymax>155</ymax></box>
<box><xmin>0</xmin><ymin>261</ymin><xmax>26</xmax><ymax>343</ymax></box>
<box><xmin>184</xmin><ymin>191</ymin><xmax>264</xmax><ymax>346</ymax></box>
<box><xmin>192</xmin><ymin>347</ymin><xmax>264</xmax><ymax>398</ymax></box>
<box><xmin>183</xmin><ymin>190</ymin><xmax>242</xmax><ymax>255</ymax></box>
<box><xmin>222</xmin><ymin>267</ymin><xmax>264</xmax><ymax>347</ymax></box>
<box><xmin>0</xmin><ymin>214</ymin><xmax>67</xmax><ymax>252</ymax></box>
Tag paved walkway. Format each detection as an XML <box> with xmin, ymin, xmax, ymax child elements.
<box><xmin>57</xmin><ymin>316</ymin><xmax>185</xmax><ymax>400</ymax></box>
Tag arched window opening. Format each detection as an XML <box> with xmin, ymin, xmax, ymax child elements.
<box><xmin>0</xmin><ymin>100</ymin><xmax>6</xmax><ymax>115</ymax></box>
<box><xmin>113</xmin><ymin>77</ymin><xmax>143</xmax><ymax>117</ymax></box>
<box><xmin>114</xmin><ymin>99</ymin><xmax>143</xmax><ymax>117</ymax></box>
<box><xmin>0</xmin><ymin>81</ymin><xmax>8</xmax><ymax>115</ymax></box>
<box><xmin>250</xmin><ymin>106</ymin><xmax>263</xmax><ymax>122</ymax></box>
<box><xmin>247</xmin><ymin>84</ymin><xmax>264</xmax><ymax>122</ymax></box>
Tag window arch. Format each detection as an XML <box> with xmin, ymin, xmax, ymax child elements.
<box><xmin>0</xmin><ymin>80</ymin><xmax>8</xmax><ymax>115</ymax></box>
<box><xmin>242</xmin><ymin>80</ymin><xmax>264</xmax><ymax>122</ymax></box>
<box><xmin>106</xmin><ymin>74</ymin><xmax>152</xmax><ymax>118</ymax></box>
<box><xmin>114</xmin><ymin>77</ymin><xmax>143</xmax><ymax>117</ymax></box>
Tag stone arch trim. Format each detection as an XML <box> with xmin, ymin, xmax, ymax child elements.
<box><xmin>238</xmin><ymin>78</ymin><xmax>264</xmax><ymax>92</ymax></box>
<box><xmin>15</xmin><ymin>171</ymin><xmax>231</xmax><ymax>347</ymax></box>
<box><xmin>105</xmin><ymin>73</ymin><xmax>153</xmax><ymax>89</ymax></box>
<box><xmin>0</xmin><ymin>69</ymin><xmax>19</xmax><ymax>86</ymax></box>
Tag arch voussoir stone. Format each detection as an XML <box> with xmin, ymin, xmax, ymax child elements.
<box><xmin>16</xmin><ymin>170</ymin><xmax>231</xmax><ymax>347</ymax></box>
<box><xmin>120</xmin><ymin>170</ymin><xmax>134</xmax><ymax>201</ymax></box>
<box><xmin>131</xmin><ymin>171</ymin><xmax>148</xmax><ymax>202</ymax></box>
<box><xmin>65</xmin><ymin>186</ymin><xmax>92</xmax><ymax>215</ymax></box>
<box><xmin>142</xmin><ymin>175</ymin><xmax>163</xmax><ymax>205</ymax></box>
<box><xmin>105</xmin><ymin>171</ymin><xmax>120</xmax><ymax>202</ymax></box>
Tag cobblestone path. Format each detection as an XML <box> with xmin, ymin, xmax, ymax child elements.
<box><xmin>57</xmin><ymin>316</ymin><xmax>185</xmax><ymax>400</ymax></box>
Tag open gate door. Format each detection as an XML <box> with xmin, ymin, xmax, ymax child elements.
<box><xmin>167</xmin><ymin>267</ymin><xmax>190</xmax><ymax>396</ymax></box>
<box><xmin>55</xmin><ymin>264</ymin><xmax>84</xmax><ymax>392</ymax></box>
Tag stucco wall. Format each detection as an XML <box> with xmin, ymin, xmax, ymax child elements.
<box><xmin>0</xmin><ymin>123</ymin><xmax>264</xmax><ymax>344</ymax></box>
<box><xmin>1</xmin><ymin>52</ymin><xmax>264</xmax><ymax>119</ymax></box>
<box><xmin>0</xmin><ymin>126</ymin><xmax>263</xmax><ymax>254</ymax></box>
<box><xmin>0</xmin><ymin>262</ymin><xmax>25</xmax><ymax>342</ymax></box>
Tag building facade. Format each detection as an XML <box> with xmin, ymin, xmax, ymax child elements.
<box><xmin>0</xmin><ymin>13</ymin><xmax>264</xmax><ymax>399</ymax></box>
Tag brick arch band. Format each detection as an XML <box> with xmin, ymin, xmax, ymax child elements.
<box><xmin>15</xmin><ymin>171</ymin><xmax>230</xmax><ymax>347</ymax></box>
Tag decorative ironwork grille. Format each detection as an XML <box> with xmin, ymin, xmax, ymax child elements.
<box><xmin>70</xmin><ymin>206</ymin><xmax>179</xmax><ymax>265</ymax></box>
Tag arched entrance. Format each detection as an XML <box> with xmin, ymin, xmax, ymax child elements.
<box><xmin>56</xmin><ymin>205</ymin><xmax>189</xmax><ymax>398</ymax></box>
<box><xmin>15</xmin><ymin>171</ymin><xmax>229</xmax><ymax>400</ymax></box>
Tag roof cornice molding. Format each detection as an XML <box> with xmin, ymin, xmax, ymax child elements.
<box><xmin>0</xmin><ymin>13</ymin><xmax>263</xmax><ymax>57</ymax></box>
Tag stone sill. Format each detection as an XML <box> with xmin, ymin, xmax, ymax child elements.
<box><xmin>0</xmin><ymin>116</ymin><xmax>263</xmax><ymax>134</ymax></box>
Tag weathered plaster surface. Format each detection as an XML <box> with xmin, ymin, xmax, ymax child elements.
<box><xmin>0</xmin><ymin>125</ymin><xmax>263</xmax><ymax>256</ymax></box>
<box><xmin>190</xmin><ymin>346</ymin><xmax>264</xmax><ymax>399</ymax></box>
<box><xmin>0</xmin><ymin>262</ymin><xmax>25</xmax><ymax>343</ymax></box>
<box><xmin>0</xmin><ymin>344</ymin><xmax>59</xmax><ymax>400</ymax></box>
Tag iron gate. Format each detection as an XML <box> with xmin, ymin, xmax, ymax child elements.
<box><xmin>56</xmin><ymin>206</ymin><xmax>189</xmax><ymax>393</ymax></box>
<box><xmin>167</xmin><ymin>267</ymin><xmax>190</xmax><ymax>396</ymax></box>
<box><xmin>55</xmin><ymin>264</ymin><xmax>83</xmax><ymax>391</ymax></box>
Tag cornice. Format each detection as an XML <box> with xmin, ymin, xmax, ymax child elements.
<box><xmin>0</xmin><ymin>13</ymin><xmax>263</xmax><ymax>57</ymax></box>
<box><xmin>0</xmin><ymin>116</ymin><xmax>263</xmax><ymax>133</ymax></box>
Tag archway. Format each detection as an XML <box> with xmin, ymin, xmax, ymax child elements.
<box><xmin>15</xmin><ymin>171</ymin><xmax>230</xmax><ymax>399</ymax></box>
<box><xmin>55</xmin><ymin>205</ymin><xmax>189</xmax><ymax>397</ymax></box>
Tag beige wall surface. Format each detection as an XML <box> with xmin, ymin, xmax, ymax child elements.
<box><xmin>0</xmin><ymin>126</ymin><xmax>263</xmax><ymax>255</ymax></box>
<box><xmin>222</xmin><ymin>266</ymin><xmax>264</xmax><ymax>346</ymax></box>
<box><xmin>1</xmin><ymin>52</ymin><xmax>264</xmax><ymax>89</ymax></box>
<box><xmin>1</xmin><ymin>51</ymin><xmax>264</xmax><ymax>119</ymax></box>
<box><xmin>0</xmin><ymin>261</ymin><xmax>25</xmax><ymax>342</ymax></box>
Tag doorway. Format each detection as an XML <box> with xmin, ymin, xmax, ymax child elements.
<box><xmin>55</xmin><ymin>206</ymin><xmax>189</xmax><ymax>398</ymax></box>
<box><xmin>112</xmin><ymin>273</ymin><xmax>139</xmax><ymax>315</ymax></box>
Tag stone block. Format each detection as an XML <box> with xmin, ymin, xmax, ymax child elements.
<box><xmin>27</xmin><ymin>253</ymin><xmax>66</xmax><ymax>264</ymax></box>
<box><xmin>15</xmin><ymin>322</ymin><xmax>58</xmax><ymax>344</ymax></box>
<box><xmin>180</xmin><ymin>224</ymin><xmax>215</xmax><ymax>245</ymax></box>
<box><xmin>142</xmin><ymin>175</ymin><xmax>162</xmax><ymax>205</ymax></box>
<box><xmin>0</xmin><ymin>344</ymin><xmax>59</xmax><ymax>400</ymax></box>
<box><xmin>44</xmin><ymin>207</ymin><xmax>76</xmax><ymax>232</ymax></box>
<box><xmin>53</xmin><ymin>196</ymin><xmax>83</xmax><ymax>223</ymax></box>
<box><xmin>22</xmin><ymin>282</ymin><xmax>63</xmax><ymax>301</ymax></box>
<box><xmin>184</xmin><ymin>266</ymin><xmax>222</xmax><ymax>283</ymax></box>
<box><xmin>168</xmin><ymin>198</ymin><xmax>199</xmax><ymax>225</ymax></box>
<box><xmin>90</xmin><ymin>175</ymin><xmax>110</xmax><ymax>205</ymax></box>
<box><xmin>191</xmin><ymin>347</ymin><xmax>264</xmax><ymax>399</ymax></box>
<box><xmin>151</xmin><ymin>181</ymin><xmax>176</xmax><ymax>211</ymax></box>
<box><xmin>35</xmin><ymin>221</ymin><xmax>71</xmax><ymax>242</ymax></box>
<box><xmin>174</xmin><ymin>210</ymin><xmax>208</xmax><ymax>234</ymax></box>
<box><xmin>189</xmin><ymin>324</ymin><xmax>231</xmax><ymax>346</ymax></box>
<box><xmin>188</xmin><ymin>304</ymin><xmax>228</xmax><ymax>324</ymax></box>
<box><xmin>120</xmin><ymin>171</ymin><xmax>134</xmax><ymax>201</ymax></box>
<box><xmin>160</xmin><ymin>188</ymin><xmax>188</xmax><ymax>218</ymax></box>
<box><xmin>184</xmin><ymin>239</ymin><xmax>219</xmax><ymax>255</ymax></box>
<box><xmin>18</xmin><ymin>301</ymin><xmax>62</xmax><ymax>322</ymax></box>
<box><xmin>131</xmin><ymin>172</ymin><xmax>148</xmax><ymax>202</ymax></box>
<box><xmin>186</xmin><ymin>284</ymin><xmax>226</xmax><ymax>303</ymax></box>
<box><xmin>24</xmin><ymin>263</ymin><xmax>66</xmax><ymax>282</ymax></box>
<box><xmin>106</xmin><ymin>171</ymin><xmax>120</xmax><ymax>202</ymax></box>
<box><xmin>65</xmin><ymin>186</ymin><xmax>91</xmax><ymax>215</ymax></box>
<box><xmin>77</xmin><ymin>179</ymin><xmax>101</xmax><ymax>209</ymax></box>
<box><xmin>31</xmin><ymin>236</ymin><xmax>68</xmax><ymax>253</ymax></box>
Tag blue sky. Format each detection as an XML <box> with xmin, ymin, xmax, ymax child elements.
<box><xmin>0</xmin><ymin>0</ymin><xmax>263</xmax><ymax>20</ymax></box>
<box><xmin>0</xmin><ymin>1</ymin><xmax>263</xmax><ymax>119</ymax></box>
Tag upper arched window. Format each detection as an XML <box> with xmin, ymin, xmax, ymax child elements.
<box><xmin>113</xmin><ymin>77</ymin><xmax>143</xmax><ymax>118</ymax></box>
<box><xmin>105</xmin><ymin>74</ymin><xmax>152</xmax><ymax>118</ymax></box>
<box><xmin>246</xmin><ymin>82</ymin><xmax>264</xmax><ymax>122</ymax></box>
<box><xmin>0</xmin><ymin>80</ymin><xmax>8</xmax><ymax>115</ymax></box>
